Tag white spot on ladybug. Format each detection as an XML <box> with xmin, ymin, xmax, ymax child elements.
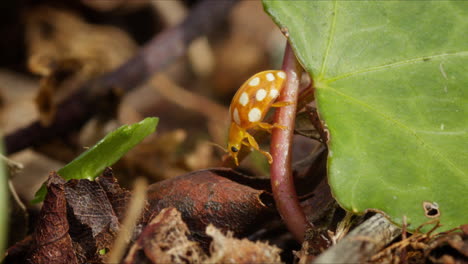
<box><xmin>269</xmin><ymin>89</ymin><xmax>279</xmax><ymax>98</ymax></box>
<box><xmin>239</xmin><ymin>92</ymin><xmax>249</xmax><ymax>106</ymax></box>
<box><xmin>249</xmin><ymin>77</ymin><xmax>260</xmax><ymax>86</ymax></box>
<box><xmin>266</xmin><ymin>73</ymin><xmax>275</xmax><ymax>81</ymax></box>
<box><xmin>248</xmin><ymin>108</ymin><xmax>262</xmax><ymax>122</ymax></box>
<box><xmin>277</xmin><ymin>71</ymin><xmax>286</xmax><ymax>79</ymax></box>
<box><xmin>255</xmin><ymin>89</ymin><xmax>267</xmax><ymax>101</ymax></box>
<box><xmin>233</xmin><ymin>108</ymin><xmax>241</xmax><ymax>125</ymax></box>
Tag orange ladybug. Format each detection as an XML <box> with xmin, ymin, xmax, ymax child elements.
<box><xmin>227</xmin><ymin>70</ymin><xmax>289</xmax><ymax>165</ymax></box>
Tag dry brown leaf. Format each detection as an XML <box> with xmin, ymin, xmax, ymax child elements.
<box><xmin>29</xmin><ymin>172</ymin><xmax>78</xmax><ymax>264</ymax></box>
<box><xmin>146</xmin><ymin>168</ymin><xmax>274</xmax><ymax>247</ymax></box>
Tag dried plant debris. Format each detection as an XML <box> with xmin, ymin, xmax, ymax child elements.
<box><xmin>371</xmin><ymin>221</ymin><xmax>468</xmax><ymax>263</ymax></box>
<box><xmin>426</xmin><ymin>224</ymin><xmax>468</xmax><ymax>264</ymax></box>
<box><xmin>123</xmin><ymin>207</ymin><xmax>207</xmax><ymax>264</ymax></box>
<box><xmin>294</xmin><ymin>241</ymin><xmax>315</xmax><ymax>264</ymax></box>
<box><xmin>206</xmin><ymin>224</ymin><xmax>282</xmax><ymax>263</ymax></box>
<box><xmin>6</xmin><ymin>168</ymin><xmax>279</xmax><ymax>264</ymax></box>
<box><xmin>25</xmin><ymin>6</ymin><xmax>137</xmax><ymax>125</ymax></box>
<box><xmin>124</xmin><ymin>208</ymin><xmax>282</xmax><ymax>264</ymax></box>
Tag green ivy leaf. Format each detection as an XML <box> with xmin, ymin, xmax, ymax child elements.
<box><xmin>32</xmin><ymin>117</ymin><xmax>159</xmax><ymax>204</ymax></box>
<box><xmin>264</xmin><ymin>0</ymin><xmax>467</xmax><ymax>232</ymax></box>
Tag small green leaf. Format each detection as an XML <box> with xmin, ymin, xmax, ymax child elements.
<box><xmin>264</xmin><ymin>1</ymin><xmax>468</xmax><ymax>232</ymax></box>
<box><xmin>32</xmin><ymin>117</ymin><xmax>159</xmax><ymax>204</ymax></box>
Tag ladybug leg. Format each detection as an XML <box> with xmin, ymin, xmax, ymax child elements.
<box><xmin>245</xmin><ymin>132</ymin><xmax>273</xmax><ymax>164</ymax></box>
<box><xmin>257</xmin><ymin>122</ymin><xmax>287</xmax><ymax>133</ymax></box>
<box><xmin>271</xmin><ymin>101</ymin><xmax>292</xmax><ymax>107</ymax></box>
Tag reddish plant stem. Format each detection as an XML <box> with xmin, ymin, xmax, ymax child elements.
<box><xmin>270</xmin><ymin>42</ymin><xmax>310</xmax><ymax>242</ymax></box>
<box><xmin>4</xmin><ymin>0</ymin><xmax>238</xmax><ymax>155</ymax></box>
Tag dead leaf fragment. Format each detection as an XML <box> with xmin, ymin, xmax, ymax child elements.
<box><xmin>28</xmin><ymin>172</ymin><xmax>78</xmax><ymax>264</ymax></box>
<box><xmin>146</xmin><ymin>168</ymin><xmax>274</xmax><ymax>246</ymax></box>
<box><xmin>62</xmin><ymin>168</ymin><xmax>151</xmax><ymax>263</ymax></box>
<box><xmin>96</xmin><ymin>167</ymin><xmax>137</xmax><ymax>224</ymax></box>
<box><xmin>6</xmin><ymin>169</ymin><xmax>150</xmax><ymax>264</ymax></box>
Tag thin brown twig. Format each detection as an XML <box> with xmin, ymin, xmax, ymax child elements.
<box><xmin>4</xmin><ymin>0</ymin><xmax>238</xmax><ymax>155</ymax></box>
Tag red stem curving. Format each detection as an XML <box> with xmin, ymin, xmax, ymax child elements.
<box><xmin>270</xmin><ymin>42</ymin><xmax>310</xmax><ymax>242</ymax></box>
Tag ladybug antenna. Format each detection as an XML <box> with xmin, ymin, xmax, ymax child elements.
<box><xmin>208</xmin><ymin>142</ymin><xmax>228</xmax><ymax>153</ymax></box>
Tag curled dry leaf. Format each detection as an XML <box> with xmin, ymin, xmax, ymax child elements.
<box><xmin>63</xmin><ymin>168</ymin><xmax>151</xmax><ymax>262</ymax></box>
<box><xmin>6</xmin><ymin>168</ymin><xmax>147</xmax><ymax>264</ymax></box>
<box><xmin>25</xmin><ymin>6</ymin><xmax>137</xmax><ymax>125</ymax></box>
<box><xmin>123</xmin><ymin>207</ymin><xmax>207</xmax><ymax>264</ymax></box>
<box><xmin>64</xmin><ymin>177</ymin><xmax>121</xmax><ymax>262</ymax></box>
<box><xmin>206</xmin><ymin>224</ymin><xmax>282</xmax><ymax>263</ymax></box>
<box><xmin>28</xmin><ymin>172</ymin><xmax>78</xmax><ymax>264</ymax></box>
<box><xmin>146</xmin><ymin>168</ymin><xmax>274</xmax><ymax>246</ymax></box>
<box><xmin>6</xmin><ymin>169</ymin><xmax>275</xmax><ymax>263</ymax></box>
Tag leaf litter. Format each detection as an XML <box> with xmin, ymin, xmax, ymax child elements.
<box><xmin>5</xmin><ymin>168</ymin><xmax>283</xmax><ymax>264</ymax></box>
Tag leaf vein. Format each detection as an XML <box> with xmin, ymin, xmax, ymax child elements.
<box><xmin>320</xmin><ymin>85</ymin><xmax>466</xmax><ymax>179</ymax></box>
<box><xmin>319</xmin><ymin>0</ymin><xmax>338</xmax><ymax>78</ymax></box>
<box><xmin>326</xmin><ymin>51</ymin><xmax>468</xmax><ymax>82</ymax></box>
